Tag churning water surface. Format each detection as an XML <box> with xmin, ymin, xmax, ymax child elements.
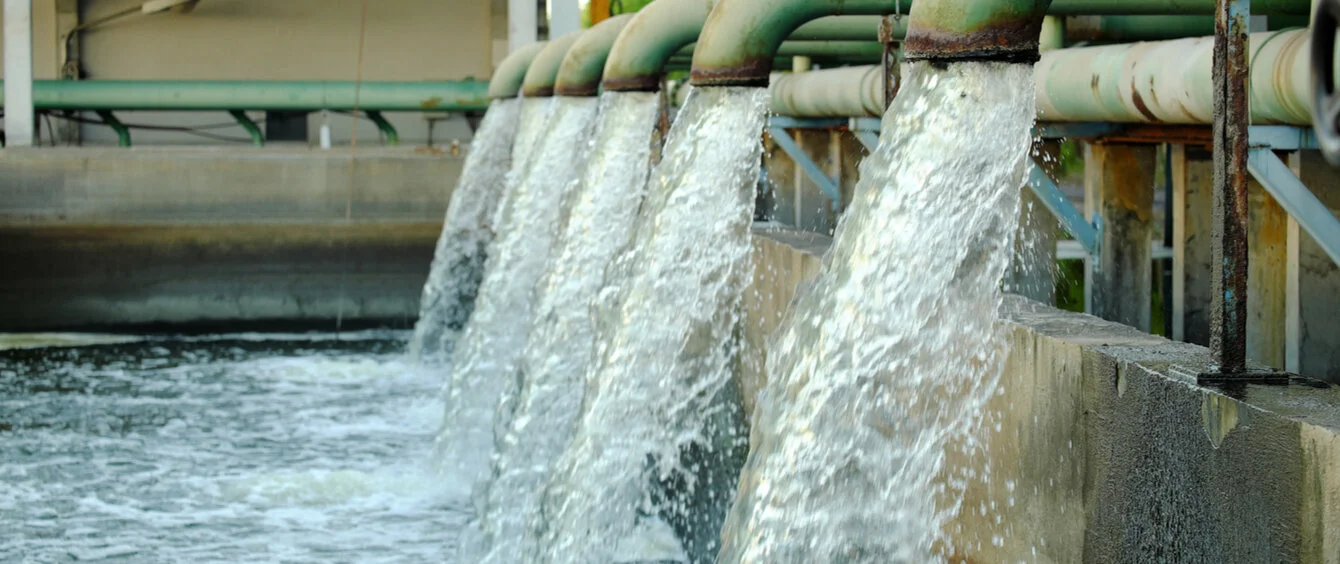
<box><xmin>0</xmin><ymin>332</ymin><xmax>469</xmax><ymax>563</ymax></box>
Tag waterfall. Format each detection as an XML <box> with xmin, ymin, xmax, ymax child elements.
<box><xmin>717</xmin><ymin>62</ymin><xmax>1036</xmax><ymax>563</ymax></box>
<box><xmin>520</xmin><ymin>87</ymin><xmax>766</xmax><ymax>564</ymax></box>
<box><xmin>408</xmin><ymin>97</ymin><xmax>551</xmax><ymax>362</ymax></box>
<box><xmin>467</xmin><ymin>90</ymin><xmax>663</xmax><ymax>564</ymax></box>
<box><xmin>433</xmin><ymin>97</ymin><xmax>600</xmax><ymax>489</ymax></box>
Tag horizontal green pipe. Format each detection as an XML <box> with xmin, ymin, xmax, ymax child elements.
<box><xmin>521</xmin><ymin>32</ymin><xmax>583</xmax><ymax>97</ymax></box>
<box><xmin>555</xmin><ymin>14</ymin><xmax>634</xmax><ymax>96</ymax></box>
<box><xmin>1046</xmin><ymin>0</ymin><xmax>1309</xmax><ymax>15</ymax></box>
<box><xmin>489</xmin><ymin>42</ymin><xmax>548</xmax><ymax>99</ymax></box>
<box><xmin>0</xmin><ymin>80</ymin><xmax>490</xmax><ymax>111</ymax></box>
<box><xmin>1063</xmin><ymin>15</ymin><xmax>1309</xmax><ymax>43</ymax></box>
<box><xmin>788</xmin><ymin>16</ymin><xmax>885</xmax><ymax>40</ymax></box>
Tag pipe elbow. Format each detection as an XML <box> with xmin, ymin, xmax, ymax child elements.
<box><xmin>555</xmin><ymin>15</ymin><xmax>636</xmax><ymax>97</ymax></box>
<box><xmin>689</xmin><ymin>0</ymin><xmax>897</xmax><ymax>87</ymax></box>
<box><xmin>521</xmin><ymin>32</ymin><xmax>583</xmax><ymax>98</ymax></box>
<box><xmin>903</xmin><ymin>0</ymin><xmax>1053</xmax><ymax>62</ymax></box>
<box><xmin>488</xmin><ymin>42</ymin><xmax>548</xmax><ymax>99</ymax></box>
<box><xmin>602</xmin><ymin>0</ymin><xmax>716</xmax><ymax>92</ymax></box>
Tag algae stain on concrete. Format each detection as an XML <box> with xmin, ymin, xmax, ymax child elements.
<box><xmin>1201</xmin><ymin>393</ymin><xmax>1240</xmax><ymax>449</ymax></box>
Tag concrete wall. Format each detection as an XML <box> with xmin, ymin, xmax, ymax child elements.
<box><xmin>745</xmin><ymin>226</ymin><xmax>1340</xmax><ymax>563</ymax></box>
<box><xmin>0</xmin><ymin>146</ymin><xmax>461</xmax><ymax>331</ymax></box>
<box><xmin>1</xmin><ymin>0</ymin><xmax>501</xmax><ymax>146</ymax></box>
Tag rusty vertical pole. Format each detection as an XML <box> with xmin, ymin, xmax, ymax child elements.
<box><xmin>879</xmin><ymin>15</ymin><xmax>899</xmax><ymax>110</ymax></box>
<box><xmin>1206</xmin><ymin>0</ymin><xmax>1251</xmax><ymax>380</ymax></box>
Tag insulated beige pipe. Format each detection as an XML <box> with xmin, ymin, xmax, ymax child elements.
<box><xmin>768</xmin><ymin>65</ymin><xmax>886</xmax><ymax>117</ymax></box>
<box><xmin>1035</xmin><ymin>29</ymin><xmax>1311</xmax><ymax>124</ymax></box>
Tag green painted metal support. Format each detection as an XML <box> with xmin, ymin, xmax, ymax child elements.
<box><xmin>0</xmin><ymin>80</ymin><xmax>490</xmax><ymax>112</ymax></box>
<box><xmin>228</xmin><ymin>110</ymin><xmax>264</xmax><ymax>146</ymax></box>
<box><xmin>95</xmin><ymin>110</ymin><xmax>130</xmax><ymax>147</ymax></box>
<box><xmin>364</xmin><ymin>111</ymin><xmax>399</xmax><ymax>146</ymax></box>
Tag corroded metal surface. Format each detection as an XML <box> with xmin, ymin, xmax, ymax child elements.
<box><xmin>903</xmin><ymin>0</ymin><xmax>1052</xmax><ymax>62</ymax></box>
<box><xmin>601</xmin><ymin>0</ymin><xmax>713</xmax><ymax>92</ymax></box>
<box><xmin>1208</xmin><ymin>0</ymin><xmax>1251</xmax><ymax>378</ymax></box>
<box><xmin>520</xmin><ymin>32</ymin><xmax>583</xmax><ymax>98</ymax></box>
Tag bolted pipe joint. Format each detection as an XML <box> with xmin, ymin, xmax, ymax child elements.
<box><xmin>903</xmin><ymin>0</ymin><xmax>1053</xmax><ymax>63</ymax></box>
<box><xmin>689</xmin><ymin>0</ymin><xmax>898</xmax><ymax>88</ymax></box>
<box><xmin>488</xmin><ymin>42</ymin><xmax>548</xmax><ymax>99</ymax></box>
<box><xmin>521</xmin><ymin>32</ymin><xmax>583</xmax><ymax>98</ymax></box>
<box><xmin>555</xmin><ymin>14</ymin><xmax>635</xmax><ymax>97</ymax></box>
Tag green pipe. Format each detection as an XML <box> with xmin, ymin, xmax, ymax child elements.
<box><xmin>903</xmin><ymin>0</ymin><xmax>1054</xmax><ymax>62</ymax></box>
<box><xmin>0</xmin><ymin>80</ymin><xmax>490</xmax><ymax>111</ymax></box>
<box><xmin>1045</xmin><ymin>0</ymin><xmax>1308</xmax><ymax>15</ymax></box>
<box><xmin>555</xmin><ymin>14</ymin><xmax>635</xmax><ymax>96</ymax></box>
<box><xmin>228</xmin><ymin>110</ymin><xmax>264</xmax><ymax>146</ymax></box>
<box><xmin>488</xmin><ymin>42</ymin><xmax>548</xmax><ymax>99</ymax></box>
<box><xmin>365</xmin><ymin>110</ymin><xmax>399</xmax><ymax>146</ymax></box>
<box><xmin>690</xmin><ymin>0</ymin><xmax>896</xmax><ymax>87</ymax></box>
<box><xmin>602</xmin><ymin>0</ymin><xmax>714</xmax><ymax>92</ymax></box>
<box><xmin>521</xmin><ymin>32</ymin><xmax>584</xmax><ymax>97</ymax></box>
<box><xmin>789</xmin><ymin>16</ymin><xmax>886</xmax><ymax>41</ymax></box>
<box><xmin>95</xmin><ymin>110</ymin><xmax>130</xmax><ymax>147</ymax></box>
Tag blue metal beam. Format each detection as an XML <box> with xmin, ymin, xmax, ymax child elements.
<box><xmin>1246</xmin><ymin>147</ymin><xmax>1340</xmax><ymax>267</ymax></box>
<box><xmin>768</xmin><ymin>125</ymin><xmax>842</xmax><ymax>211</ymax></box>
<box><xmin>849</xmin><ymin>117</ymin><xmax>881</xmax><ymax>151</ymax></box>
<box><xmin>1028</xmin><ymin>162</ymin><xmax>1103</xmax><ymax>257</ymax></box>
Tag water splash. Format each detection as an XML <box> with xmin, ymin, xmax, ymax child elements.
<box><xmin>465</xmin><ymin>91</ymin><xmax>662</xmax><ymax>564</ymax></box>
<box><xmin>433</xmin><ymin>97</ymin><xmax>601</xmax><ymax>488</ymax></box>
<box><xmin>521</xmin><ymin>87</ymin><xmax>765</xmax><ymax>563</ymax></box>
<box><xmin>717</xmin><ymin>62</ymin><xmax>1036</xmax><ymax>563</ymax></box>
<box><xmin>408</xmin><ymin>98</ymin><xmax>527</xmax><ymax>361</ymax></box>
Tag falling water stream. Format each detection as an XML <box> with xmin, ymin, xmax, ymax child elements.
<box><xmin>520</xmin><ymin>87</ymin><xmax>766</xmax><ymax>564</ymax></box>
<box><xmin>717</xmin><ymin>62</ymin><xmax>1036</xmax><ymax>563</ymax></box>
<box><xmin>434</xmin><ymin>97</ymin><xmax>600</xmax><ymax>489</ymax></box>
<box><xmin>463</xmin><ymin>91</ymin><xmax>663</xmax><ymax>564</ymax></box>
<box><xmin>408</xmin><ymin>99</ymin><xmax>522</xmax><ymax>362</ymax></box>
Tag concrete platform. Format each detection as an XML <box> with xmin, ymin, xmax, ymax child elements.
<box><xmin>0</xmin><ymin>147</ymin><xmax>462</xmax><ymax>332</ymax></box>
<box><xmin>745</xmin><ymin>225</ymin><xmax>1340</xmax><ymax>563</ymax></box>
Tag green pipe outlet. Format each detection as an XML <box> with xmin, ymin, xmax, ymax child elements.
<box><xmin>555</xmin><ymin>14</ymin><xmax>635</xmax><ymax>96</ymax></box>
<box><xmin>521</xmin><ymin>32</ymin><xmax>584</xmax><ymax>97</ymax></box>
<box><xmin>0</xmin><ymin>80</ymin><xmax>490</xmax><ymax>111</ymax></box>
<box><xmin>768</xmin><ymin>65</ymin><xmax>886</xmax><ymax>117</ymax></box>
<box><xmin>1036</xmin><ymin>29</ymin><xmax>1312</xmax><ymax>124</ymax></box>
<box><xmin>365</xmin><ymin>110</ymin><xmax>399</xmax><ymax>146</ymax></box>
<box><xmin>690</xmin><ymin>0</ymin><xmax>897</xmax><ymax>87</ymax></box>
<box><xmin>489</xmin><ymin>42</ymin><xmax>548</xmax><ymax>99</ymax></box>
<box><xmin>903</xmin><ymin>0</ymin><xmax>1053</xmax><ymax>62</ymax></box>
<box><xmin>96</xmin><ymin>110</ymin><xmax>131</xmax><ymax>147</ymax></box>
<box><xmin>602</xmin><ymin>0</ymin><xmax>715</xmax><ymax>92</ymax></box>
<box><xmin>228</xmin><ymin>110</ymin><xmax>264</xmax><ymax>146</ymax></box>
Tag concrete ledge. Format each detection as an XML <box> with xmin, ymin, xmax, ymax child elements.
<box><xmin>745</xmin><ymin>224</ymin><xmax>1340</xmax><ymax>563</ymax></box>
<box><xmin>0</xmin><ymin>146</ymin><xmax>462</xmax><ymax>224</ymax></box>
<box><xmin>0</xmin><ymin>224</ymin><xmax>436</xmax><ymax>332</ymax></box>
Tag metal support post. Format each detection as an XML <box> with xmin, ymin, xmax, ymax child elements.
<box><xmin>365</xmin><ymin>111</ymin><xmax>399</xmax><ymax>146</ymax></box>
<box><xmin>1205</xmin><ymin>0</ymin><xmax>1287</xmax><ymax>384</ymax></box>
<box><xmin>228</xmin><ymin>110</ymin><xmax>264</xmax><ymax>147</ymax></box>
<box><xmin>95</xmin><ymin>110</ymin><xmax>129</xmax><ymax>147</ymax></box>
<box><xmin>878</xmin><ymin>14</ymin><xmax>899</xmax><ymax>111</ymax></box>
<box><xmin>767</xmin><ymin>125</ymin><xmax>841</xmax><ymax>212</ymax></box>
<box><xmin>4</xmin><ymin>0</ymin><xmax>35</xmax><ymax>147</ymax></box>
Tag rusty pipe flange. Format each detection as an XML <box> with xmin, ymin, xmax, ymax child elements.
<box><xmin>1313</xmin><ymin>0</ymin><xmax>1340</xmax><ymax>166</ymax></box>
